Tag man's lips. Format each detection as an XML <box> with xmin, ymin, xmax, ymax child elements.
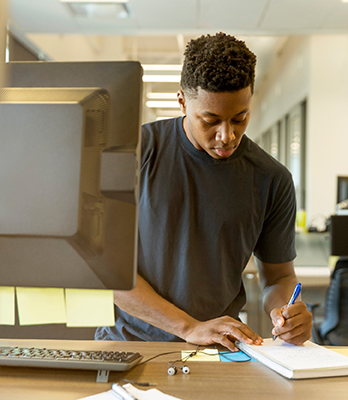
<box><xmin>213</xmin><ymin>145</ymin><xmax>237</xmax><ymax>157</ymax></box>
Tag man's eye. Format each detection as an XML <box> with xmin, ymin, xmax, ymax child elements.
<box><xmin>232</xmin><ymin>117</ymin><xmax>247</xmax><ymax>124</ymax></box>
<box><xmin>202</xmin><ymin>119</ymin><xmax>218</xmax><ymax>126</ymax></box>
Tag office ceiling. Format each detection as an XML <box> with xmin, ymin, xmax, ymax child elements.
<box><xmin>8</xmin><ymin>0</ymin><xmax>348</xmax><ymax>36</ymax></box>
<box><xmin>8</xmin><ymin>0</ymin><xmax>348</xmax><ymax>71</ymax></box>
<box><xmin>7</xmin><ymin>0</ymin><xmax>348</xmax><ymax>120</ymax></box>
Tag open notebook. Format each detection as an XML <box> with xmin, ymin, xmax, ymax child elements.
<box><xmin>236</xmin><ymin>338</ymin><xmax>348</xmax><ymax>380</ymax></box>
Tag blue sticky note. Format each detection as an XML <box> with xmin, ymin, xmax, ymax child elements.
<box><xmin>219</xmin><ymin>351</ymin><xmax>256</xmax><ymax>362</ymax></box>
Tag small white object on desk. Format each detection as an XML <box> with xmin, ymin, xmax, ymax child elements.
<box><xmin>112</xmin><ymin>383</ymin><xmax>137</xmax><ymax>399</ymax></box>
<box><xmin>78</xmin><ymin>383</ymin><xmax>183</xmax><ymax>400</ymax></box>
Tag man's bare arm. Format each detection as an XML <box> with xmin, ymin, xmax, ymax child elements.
<box><xmin>256</xmin><ymin>259</ymin><xmax>312</xmax><ymax>345</ymax></box>
<box><xmin>113</xmin><ymin>274</ymin><xmax>262</xmax><ymax>351</ymax></box>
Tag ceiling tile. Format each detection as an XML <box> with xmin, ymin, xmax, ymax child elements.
<box><xmin>72</xmin><ymin>16</ymin><xmax>139</xmax><ymax>34</ymax></box>
<box><xmin>9</xmin><ymin>0</ymin><xmax>79</xmax><ymax>33</ymax></box>
<box><xmin>261</xmin><ymin>0</ymin><xmax>339</xmax><ymax>32</ymax></box>
<box><xmin>322</xmin><ymin>3</ymin><xmax>348</xmax><ymax>30</ymax></box>
<box><xmin>200</xmin><ymin>0</ymin><xmax>268</xmax><ymax>31</ymax></box>
<box><xmin>131</xmin><ymin>0</ymin><xmax>197</xmax><ymax>30</ymax></box>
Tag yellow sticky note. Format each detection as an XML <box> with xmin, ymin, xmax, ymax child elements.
<box><xmin>330</xmin><ymin>348</ymin><xmax>348</xmax><ymax>358</ymax></box>
<box><xmin>181</xmin><ymin>349</ymin><xmax>220</xmax><ymax>362</ymax></box>
<box><xmin>329</xmin><ymin>256</ymin><xmax>340</xmax><ymax>269</ymax></box>
<box><xmin>16</xmin><ymin>287</ymin><xmax>66</xmax><ymax>325</ymax></box>
<box><xmin>65</xmin><ymin>289</ymin><xmax>115</xmax><ymax>327</ymax></box>
<box><xmin>0</xmin><ymin>286</ymin><xmax>15</xmax><ymax>325</ymax></box>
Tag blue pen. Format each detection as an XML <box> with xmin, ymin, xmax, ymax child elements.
<box><xmin>273</xmin><ymin>282</ymin><xmax>302</xmax><ymax>341</ymax></box>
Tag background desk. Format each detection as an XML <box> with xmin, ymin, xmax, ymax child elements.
<box><xmin>1</xmin><ymin>339</ymin><xmax>348</xmax><ymax>400</ymax></box>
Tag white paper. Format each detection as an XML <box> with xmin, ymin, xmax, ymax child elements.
<box><xmin>247</xmin><ymin>338</ymin><xmax>348</xmax><ymax>370</ymax></box>
<box><xmin>236</xmin><ymin>338</ymin><xmax>348</xmax><ymax>379</ymax></box>
<box><xmin>78</xmin><ymin>390</ymin><xmax>116</xmax><ymax>400</ymax></box>
<box><xmin>77</xmin><ymin>384</ymin><xmax>184</xmax><ymax>400</ymax></box>
<box><xmin>124</xmin><ymin>383</ymin><xmax>183</xmax><ymax>400</ymax></box>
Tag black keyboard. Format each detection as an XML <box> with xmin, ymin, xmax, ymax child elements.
<box><xmin>0</xmin><ymin>346</ymin><xmax>143</xmax><ymax>373</ymax></box>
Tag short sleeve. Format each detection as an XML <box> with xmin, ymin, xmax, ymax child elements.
<box><xmin>253</xmin><ymin>171</ymin><xmax>297</xmax><ymax>264</ymax></box>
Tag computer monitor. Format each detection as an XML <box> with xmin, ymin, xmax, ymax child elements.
<box><xmin>0</xmin><ymin>61</ymin><xmax>142</xmax><ymax>290</ymax></box>
<box><xmin>337</xmin><ymin>176</ymin><xmax>348</xmax><ymax>204</ymax></box>
<box><xmin>330</xmin><ymin>215</ymin><xmax>348</xmax><ymax>256</ymax></box>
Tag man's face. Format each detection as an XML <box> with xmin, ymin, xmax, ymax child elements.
<box><xmin>177</xmin><ymin>86</ymin><xmax>252</xmax><ymax>160</ymax></box>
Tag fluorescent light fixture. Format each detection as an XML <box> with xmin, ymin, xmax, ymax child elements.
<box><xmin>146</xmin><ymin>101</ymin><xmax>180</xmax><ymax>108</ymax></box>
<box><xmin>142</xmin><ymin>64</ymin><xmax>182</xmax><ymax>71</ymax></box>
<box><xmin>147</xmin><ymin>93</ymin><xmax>178</xmax><ymax>100</ymax></box>
<box><xmin>143</xmin><ymin>75</ymin><xmax>181</xmax><ymax>83</ymax></box>
<box><xmin>142</xmin><ymin>65</ymin><xmax>181</xmax><ymax>83</ymax></box>
<box><xmin>60</xmin><ymin>0</ymin><xmax>130</xmax><ymax>18</ymax></box>
<box><xmin>60</xmin><ymin>0</ymin><xmax>128</xmax><ymax>3</ymax></box>
<box><xmin>156</xmin><ymin>109</ymin><xmax>182</xmax><ymax>117</ymax></box>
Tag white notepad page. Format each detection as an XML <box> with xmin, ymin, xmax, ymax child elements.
<box><xmin>236</xmin><ymin>338</ymin><xmax>348</xmax><ymax>379</ymax></box>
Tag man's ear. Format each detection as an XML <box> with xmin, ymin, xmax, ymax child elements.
<box><xmin>177</xmin><ymin>90</ymin><xmax>187</xmax><ymax>115</ymax></box>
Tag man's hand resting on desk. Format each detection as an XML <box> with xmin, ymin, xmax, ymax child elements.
<box><xmin>183</xmin><ymin>316</ymin><xmax>263</xmax><ymax>352</ymax></box>
<box><xmin>113</xmin><ymin>274</ymin><xmax>263</xmax><ymax>353</ymax></box>
<box><xmin>270</xmin><ymin>301</ymin><xmax>312</xmax><ymax>345</ymax></box>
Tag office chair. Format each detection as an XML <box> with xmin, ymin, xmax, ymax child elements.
<box><xmin>309</xmin><ymin>257</ymin><xmax>348</xmax><ymax>345</ymax></box>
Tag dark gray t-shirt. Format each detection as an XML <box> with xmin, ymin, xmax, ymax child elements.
<box><xmin>95</xmin><ymin>117</ymin><xmax>296</xmax><ymax>342</ymax></box>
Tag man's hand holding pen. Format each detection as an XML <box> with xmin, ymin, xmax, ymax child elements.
<box><xmin>270</xmin><ymin>283</ymin><xmax>313</xmax><ymax>346</ymax></box>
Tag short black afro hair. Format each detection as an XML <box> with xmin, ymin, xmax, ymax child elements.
<box><xmin>180</xmin><ymin>32</ymin><xmax>257</xmax><ymax>98</ymax></box>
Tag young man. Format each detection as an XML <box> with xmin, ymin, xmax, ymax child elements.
<box><xmin>96</xmin><ymin>33</ymin><xmax>312</xmax><ymax>350</ymax></box>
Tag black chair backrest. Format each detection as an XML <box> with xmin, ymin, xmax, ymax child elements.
<box><xmin>319</xmin><ymin>257</ymin><xmax>348</xmax><ymax>345</ymax></box>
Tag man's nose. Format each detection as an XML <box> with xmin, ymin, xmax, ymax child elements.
<box><xmin>216</xmin><ymin>122</ymin><xmax>236</xmax><ymax>144</ymax></box>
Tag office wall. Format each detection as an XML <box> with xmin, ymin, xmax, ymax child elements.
<box><xmin>248</xmin><ymin>35</ymin><xmax>348</xmax><ymax>226</ymax></box>
<box><xmin>0</xmin><ymin>0</ymin><xmax>7</xmax><ymax>86</ymax></box>
<box><xmin>8</xmin><ymin>35</ymin><xmax>39</xmax><ymax>61</ymax></box>
<box><xmin>248</xmin><ymin>36</ymin><xmax>310</xmax><ymax>135</ymax></box>
<box><xmin>308</xmin><ymin>35</ymin><xmax>348</xmax><ymax>224</ymax></box>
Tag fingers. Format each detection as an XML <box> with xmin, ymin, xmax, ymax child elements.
<box><xmin>218</xmin><ymin>317</ymin><xmax>263</xmax><ymax>345</ymax></box>
<box><xmin>184</xmin><ymin>316</ymin><xmax>263</xmax><ymax>352</ymax></box>
<box><xmin>280</xmin><ymin>301</ymin><xmax>305</xmax><ymax>318</ymax></box>
<box><xmin>216</xmin><ymin>334</ymin><xmax>239</xmax><ymax>352</ymax></box>
<box><xmin>211</xmin><ymin>321</ymin><xmax>262</xmax><ymax>352</ymax></box>
<box><xmin>275</xmin><ymin>325</ymin><xmax>311</xmax><ymax>345</ymax></box>
<box><xmin>270</xmin><ymin>308</ymin><xmax>285</xmax><ymax>329</ymax></box>
<box><xmin>271</xmin><ymin>302</ymin><xmax>312</xmax><ymax>345</ymax></box>
<box><xmin>218</xmin><ymin>320</ymin><xmax>263</xmax><ymax>351</ymax></box>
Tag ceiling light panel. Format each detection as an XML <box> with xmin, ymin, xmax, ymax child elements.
<box><xmin>146</xmin><ymin>93</ymin><xmax>178</xmax><ymax>99</ymax></box>
<box><xmin>59</xmin><ymin>0</ymin><xmax>129</xmax><ymax>3</ymax></box>
<box><xmin>146</xmin><ymin>101</ymin><xmax>180</xmax><ymax>108</ymax></box>
<box><xmin>60</xmin><ymin>0</ymin><xmax>130</xmax><ymax>18</ymax></box>
<box><xmin>142</xmin><ymin>75</ymin><xmax>181</xmax><ymax>83</ymax></box>
<box><xmin>142</xmin><ymin>64</ymin><xmax>182</xmax><ymax>71</ymax></box>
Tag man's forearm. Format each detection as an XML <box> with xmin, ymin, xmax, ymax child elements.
<box><xmin>257</xmin><ymin>259</ymin><xmax>312</xmax><ymax>345</ymax></box>
<box><xmin>262</xmin><ymin>274</ymin><xmax>299</xmax><ymax>315</ymax></box>
<box><xmin>113</xmin><ymin>274</ymin><xmax>263</xmax><ymax>350</ymax></box>
<box><xmin>113</xmin><ymin>274</ymin><xmax>197</xmax><ymax>340</ymax></box>
<box><xmin>255</xmin><ymin>258</ymin><xmax>299</xmax><ymax>315</ymax></box>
